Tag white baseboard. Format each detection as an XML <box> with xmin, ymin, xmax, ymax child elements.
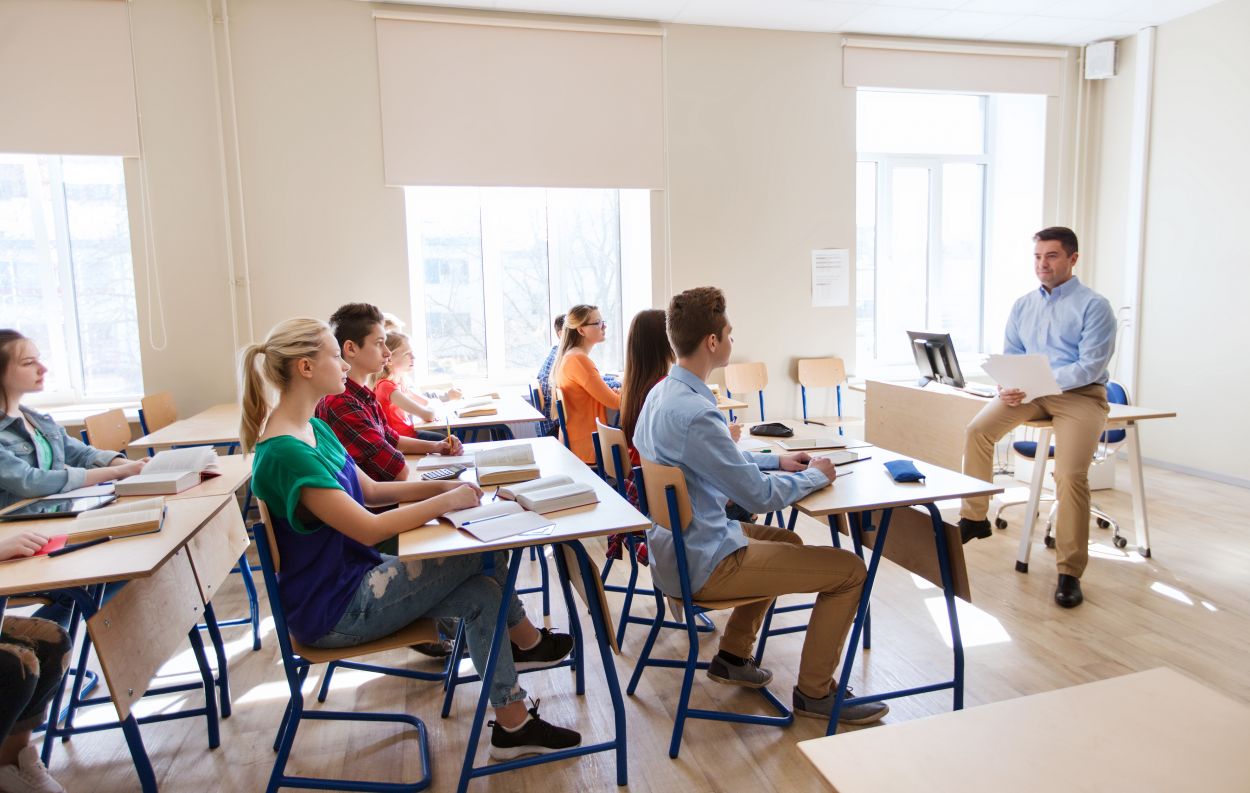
<box><xmin>1139</xmin><ymin>456</ymin><xmax>1250</xmax><ymax>490</ymax></box>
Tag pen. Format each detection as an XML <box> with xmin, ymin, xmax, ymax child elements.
<box><xmin>49</xmin><ymin>536</ymin><xmax>112</xmax><ymax>557</ymax></box>
<box><xmin>445</xmin><ymin>416</ymin><xmax>452</xmax><ymax>443</ymax></box>
<box><xmin>462</xmin><ymin>513</ymin><xmax>510</xmax><ymax>527</ymax></box>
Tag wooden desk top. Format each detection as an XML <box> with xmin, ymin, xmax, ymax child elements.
<box><xmin>0</xmin><ymin>494</ymin><xmax>233</xmax><ymax>595</ymax></box>
<box><xmin>797</xmin><ymin>667</ymin><xmax>1250</xmax><ymax>793</ymax></box>
<box><xmin>411</xmin><ymin>395</ymin><xmax>545</xmax><ymax>431</ymax></box>
<box><xmin>130</xmin><ymin>403</ymin><xmax>241</xmax><ymax>450</ymax></box>
<box><xmin>868</xmin><ymin>379</ymin><xmax>1176</xmax><ymax>425</ymax></box>
<box><xmin>396</xmin><ymin>436</ymin><xmax>648</xmax><ymax>561</ymax></box>
<box><xmin>717</xmin><ymin>398</ymin><xmax>750</xmax><ymax>412</ymax></box>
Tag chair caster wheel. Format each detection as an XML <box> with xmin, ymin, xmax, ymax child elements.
<box><xmin>1097</xmin><ymin>518</ymin><xmax>1111</xmax><ymax>529</ymax></box>
<box><xmin>995</xmin><ymin>518</ymin><xmax>1007</xmax><ymax>530</ymax></box>
<box><xmin>1114</xmin><ymin>536</ymin><xmax>1128</xmax><ymax>549</ymax></box>
<box><xmin>1044</xmin><ymin>535</ymin><xmax>1055</xmax><ymax>549</ymax></box>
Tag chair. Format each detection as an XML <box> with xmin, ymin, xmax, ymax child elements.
<box><xmin>254</xmin><ymin>503</ymin><xmax>434</xmax><ymax>793</ymax></box>
<box><xmin>797</xmin><ymin>357</ymin><xmax>858</xmax><ymax>435</ymax></box>
<box><xmin>992</xmin><ymin>381</ymin><xmax>1129</xmax><ymax>549</ymax></box>
<box><xmin>627</xmin><ymin>458</ymin><xmax>791</xmax><ymax>759</ymax></box>
<box><xmin>724</xmin><ymin>362</ymin><xmax>768</xmax><ymax>422</ymax></box>
<box><xmin>81</xmin><ymin>408</ymin><xmax>131</xmax><ymax>452</ymax></box>
<box><xmin>554</xmin><ymin>387</ymin><xmax>571</xmax><ymax>450</ymax></box>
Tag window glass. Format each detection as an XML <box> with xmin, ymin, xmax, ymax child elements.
<box><xmin>858</xmin><ymin>90</ymin><xmax>985</xmax><ymax>155</ymax></box>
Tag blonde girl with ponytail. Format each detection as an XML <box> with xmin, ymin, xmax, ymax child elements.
<box><xmin>242</xmin><ymin>319</ymin><xmax>582</xmax><ymax>754</ymax></box>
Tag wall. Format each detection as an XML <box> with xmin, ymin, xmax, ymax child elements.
<box><xmin>663</xmin><ymin>24</ymin><xmax>856</xmax><ymax>419</ymax></box>
<box><xmin>1136</xmin><ymin>0</ymin><xmax>1249</xmax><ymax>482</ymax></box>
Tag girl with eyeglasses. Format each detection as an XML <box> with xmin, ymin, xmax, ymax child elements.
<box><xmin>552</xmin><ymin>305</ymin><xmax>620</xmax><ymax>464</ymax></box>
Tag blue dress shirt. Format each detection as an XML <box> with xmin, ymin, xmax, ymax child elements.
<box><xmin>1004</xmin><ymin>276</ymin><xmax>1117</xmax><ymax>392</ymax></box>
<box><xmin>634</xmin><ymin>365</ymin><xmax>830</xmax><ymax>595</ymax></box>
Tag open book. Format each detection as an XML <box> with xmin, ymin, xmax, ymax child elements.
<box><xmin>441</xmin><ymin>501</ymin><xmax>555</xmax><ymax>543</ymax></box>
<box><xmin>115</xmin><ymin>447</ymin><xmax>219</xmax><ymax>496</ymax></box>
<box><xmin>475</xmin><ymin>444</ymin><xmax>540</xmax><ymax>486</ymax></box>
<box><xmin>455</xmin><ymin>397</ymin><xmax>498</xmax><ymax>418</ymax></box>
<box><xmin>67</xmin><ymin>497</ymin><xmax>165</xmax><ymax>542</ymax></box>
<box><xmin>498</xmin><ymin>476</ymin><xmax>599</xmax><ymax>514</ymax></box>
<box><xmin>497</xmin><ymin>475</ymin><xmax>574</xmax><ymax>500</ymax></box>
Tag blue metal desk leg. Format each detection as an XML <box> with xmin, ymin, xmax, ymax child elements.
<box><xmin>826</xmin><ymin>508</ymin><xmax>894</xmax><ymax>736</ymax></box>
<box><xmin>186</xmin><ymin>625</ymin><xmax>221</xmax><ymax>749</ymax></box>
<box><xmin>848</xmin><ymin>512</ymin><xmax>872</xmax><ymax>651</ymax></box>
<box><xmin>202</xmin><ymin>601</ymin><xmax>232</xmax><ymax>717</ymax></box>
<box><xmin>925</xmin><ymin>502</ymin><xmax>964</xmax><ymax>711</ymax></box>
<box><xmin>456</xmin><ymin>550</ymin><xmax>524</xmax><ymax>793</ymax></box>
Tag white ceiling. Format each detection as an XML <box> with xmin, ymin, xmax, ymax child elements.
<box><xmin>390</xmin><ymin>0</ymin><xmax>1226</xmax><ymax>46</ymax></box>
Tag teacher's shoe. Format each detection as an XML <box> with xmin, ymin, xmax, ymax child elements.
<box><xmin>958</xmin><ymin>517</ymin><xmax>993</xmax><ymax>544</ymax></box>
<box><xmin>793</xmin><ymin>686</ymin><xmax>889</xmax><ymax>725</ymax></box>
<box><xmin>1054</xmin><ymin>574</ymin><xmax>1084</xmax><ymax>608</ymax></box>
<box><xmin>0</xmin><ymin>745</ymin><xmax>66</xmax><ymax>793</ymax></box>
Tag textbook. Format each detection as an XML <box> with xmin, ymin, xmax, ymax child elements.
<box><xmin>413</xmin><ymin>454</ymin><xmax>474</xmax><ymax>470</ymax></box>
<box><xmin>474</xmin><ymin>444</ymin><xmax>540</xmax><ymax>486</ymax></box>
<box><xmin>441</xmin><ymin>500</ymin><xmax>554</xmax><ymax>543</ymax></box>
<box><xmin>67</xmin><ymin>497</ymin><xmax>165</xmax><ymax>542</ymax></box>
<box><xmin>115</xmin><ymin>447</ymin><xmax>218</xmax><ymax>496</ymax></box>
<box><xmin>497</xmin><ymin>475</ymin><xmax>575</xmax><ymax>500</ymax></box>
<box><xmin>455</xmin><ymin>397</ymin><xmax>498</xmax><ymax>418</ymax></box>
<box><xmin>516</xmin><ymin>482</ymin><xmax>598</xmax><ymax>514</ymax></box>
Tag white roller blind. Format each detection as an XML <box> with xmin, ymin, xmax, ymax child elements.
<box><xmin>375</xmin><ymin>14</ymin><xmax>664</xmax><ymax>189</ymax></box>
<box><xmin>843</xmin><ymin>38</ymin><xmax>1068</xmax><ymax>97</ymax></box>
<box><xmin>0</xmin><ymin>0</ymin><xmax>140</xmax><ymax>156</ymax></box>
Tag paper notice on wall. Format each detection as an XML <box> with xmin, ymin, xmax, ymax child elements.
<box><xmin>811</xmin><ymin>248</ymin><xmax>850</xmax><ymax>307</ymax></box>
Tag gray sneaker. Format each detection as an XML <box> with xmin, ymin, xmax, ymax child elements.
<box><xmin>706</xmin><ymin>655</ymin><xmax>773</xmax><ymax>688</ymax></box>
<box><xmin>792</xmin><ymin>686</ymin><xmax>889</xmax><ymax>725</ymax></box>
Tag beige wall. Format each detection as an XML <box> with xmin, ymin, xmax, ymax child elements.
<box><xmin>663</xmin><ymin>24</ymin><xmax>856</xmax><ymax>420</ymax></box>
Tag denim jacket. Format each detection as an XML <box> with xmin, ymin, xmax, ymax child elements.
<box><xmin>0</xmin><ymin>406</ymin><xmax>122</xmax><ymax>508</ymax></box>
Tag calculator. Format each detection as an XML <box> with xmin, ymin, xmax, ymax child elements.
<box><xmin>421</xmin><ymin>464</ymin><xmax>468</xmax><ymax>481</ymax></box>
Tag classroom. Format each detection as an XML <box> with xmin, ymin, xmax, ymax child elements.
<box><xmin>1</xmin><ymin>0</ymin><xmax>1248</xmax><ymax>791</ymax></box>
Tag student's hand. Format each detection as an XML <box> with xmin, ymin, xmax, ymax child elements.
<box><xmin>112</xmin><ymin>459</ymin><xmax>148</xmax><ymax>479</ymax></box>
<box><xmin>728</xmin><ymin>421</ymin><xmax>743</xmax><ymax>442</ymax></box>
<box><xmin>0</xmin><ymin>531</ymin><xmax>48</xmax><ymax>561</ymax></box>
<box><xmin>998</xmin><ymin>387</ymin><xmax>1026</xmax><ymax>407</ymax></box>
<box><xmin>440</xmin><ymin>484</ymin><xmax>483</xmax><ymax>512</ymax></box>
<box><xmin>445</xmin><ymin>387</ymin><xmax>463</xmax><ymax>401</ymax></box>
<box><xmin>440</xmin><ymin>479</ymin><xmax>482</xmax><ymax>498</ymax></box>
<box><xmin>435</xmin><ymin>436</ymin><xmax>463</xmax><ymax>456</ymax></box>
<box><xmin>810</xmin><ymin>457</ymin><xmax>838</xmax><ymax>483</ymax></box>
<box><xmin>778</xmin><ymin>452</ymin><xmax>812</xmax><ymax>472</ymax></box>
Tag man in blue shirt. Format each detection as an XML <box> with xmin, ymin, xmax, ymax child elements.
<box><xmin>960</xmin><ymin>227</ymin><xmax>1116</xmax><ymax>608</ymax></box>
<box><xmin>634</xmin><ymin>287</ymin><xmax>886</xmax><ymax>724</ymax></box>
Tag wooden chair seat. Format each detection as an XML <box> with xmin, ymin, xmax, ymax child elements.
<box><xmin>291</xmin><ymin>618</ymin><xmax>439</xmax><ymax>665</ymax></box>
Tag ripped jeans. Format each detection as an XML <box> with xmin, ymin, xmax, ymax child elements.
<box><xmin>310</xmin><ymin>552</ymin><xmax>528</xmax><ymax>707</ymax></box>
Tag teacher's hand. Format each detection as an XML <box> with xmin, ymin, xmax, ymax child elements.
<box><xmin>998</xmin><ymin>387</ymin><xmax>1026</xmax><ymax>407</ymax></box>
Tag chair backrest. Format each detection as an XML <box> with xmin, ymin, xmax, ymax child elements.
<box><xmin>595</xmin><ymin>419</ymin><xmax>631</xmax><ymax>484</ymax></box>
<box><xmin>554</xmin><ymin>387</ymin><xmax>571</xmax><ymax>449</ymax></box>
<box><xmin>256</xmin><ymin>501</ymin><xmax>282</xmax><ymax>574</ymax></box>
<box><xmin>639</xmin><ymin>457</ymin><xmax>693</xmax><ymax>532</ymax></box>
<box><xmin>724</xmin><ymin>362</ymin><xmax>768</xmax><ymax>394</ymax></box>
<box><xmin>530</xmin><ymin>378</ymin><xmax>546</xmax><ymax>412</ymax></box>
<box><xmin>797</xmin><ymin>357</ymin><xmax>847</xmax><ymax>389</ymax></box>
<box><xmin>556</xmin><ymin>544</ymin><xmax>620</xmax><ymax>655</ymax></box>
<box><xmin>1101</xmin><ymin>381</ymin><xmax>1130</xmax><ymax>445</ymax></box>
<box><xmin>139</xmin><ymin>391</ymin><xmax>178</xmax><ymax>435</ymax></box>
<box><xmin>83</xmin><ymin>408</ymin><xmax>131</xmax><ymax>453</ymax></box>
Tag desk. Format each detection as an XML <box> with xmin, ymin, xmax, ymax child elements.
<box><xmin>798</xmin><ymin>667</ymin><xmax>1250</xmax><ymax>793</ymax></box>
<box><xmin>0</xmin><ymin>494</ymin><xmax>243</xmax><ymax>792</ymax></box>
<box><xmin>129</xmin><ymin>402</ymin><xmax>241</xmax><ymax>451</ymax></box>
<box><xmin>792</xmin><ymin>443</ymin><xmax>1001</xmax><ymax>735</ymax></box>
<box><xmin>411</xmin><ymin>395</ymin><xmax>546</xmax><ymax>440</ymax></box>
<box><xmin>400</xmin><ymin>435</ymin><xmax>646</xmax><ymax>793</ymax></box>
<box><xmin>863</xmin><ymin>379</ymin><xmax>1175</xmax><ymax>570</ymax></box>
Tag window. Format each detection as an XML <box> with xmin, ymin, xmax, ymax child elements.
<box><xmin>856</xmin><ymin>90</ymin><xmax>1046</xmax><ymax>369</ymax></box>
<box><xmin>0</xmin><ymin>154</ymin><xmax>142</xmax><ymax>402</ymax></box>
<box><xmin>404</xmin><ymin>187</ymin><xmax>651</xmax><ymax>383</ymax></box>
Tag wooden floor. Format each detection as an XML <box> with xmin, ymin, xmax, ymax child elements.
<box><xmin>35</xmin><ymin>462</ymin><xmax>1250</xmax><ymax>792</ymax></box>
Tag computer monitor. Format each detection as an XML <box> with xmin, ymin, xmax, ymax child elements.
<box><xmin>907</xmin><ymin>330</ymin><xmax>966</xmax><ymax>389</ymax></box>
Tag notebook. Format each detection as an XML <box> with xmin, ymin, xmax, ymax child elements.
<box><xmin>413</xmin><ymin>454</ymin><xmax>475</xmax><ymax>471</ymax></box>
<box><xmin>441</xmin><ymin>501</ymin><xmax>555</xmax><ymax>543</ymax></box>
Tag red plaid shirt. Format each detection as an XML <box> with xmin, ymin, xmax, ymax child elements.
<box><xmin>315</xmin><ymin>379</ymin><xmax>406</xmax><ymax>481</ymax></box>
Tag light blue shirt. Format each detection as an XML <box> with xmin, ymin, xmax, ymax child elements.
<box><xmin>634</xmin><ymin>365</ymin><xmax>831</xmax><ymax>595</ymax></box>
<box><xmin>1004</xmin><ymin>276</ymin><xmax>1116</xmax><ymax>392</ymax></box>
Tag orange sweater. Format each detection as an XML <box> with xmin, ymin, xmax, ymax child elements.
<box><xmin>556</xmin><ymin>352</ymin><xmax>621</xmax><ymax>464</ymax></box>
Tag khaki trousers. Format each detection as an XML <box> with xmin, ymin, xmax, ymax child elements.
<box><xmin>693</xmin><ymin>523</ymin><xmax>866</xmax><ymax>699</ymax></box>
<box><xmin>960</xmin><ymin>384</ymin><xmax>1109</xmax><ymax>577</ymax></box>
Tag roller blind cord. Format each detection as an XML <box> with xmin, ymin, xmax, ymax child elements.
<box><xmin>125</xmin><ymin>0</ymin><xmax>169</xmax><ymax>353</ymax></box>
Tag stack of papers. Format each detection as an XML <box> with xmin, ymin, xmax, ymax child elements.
<box><xmin>981</xmin><ymin>354</ymin><xmax>1062</xmax><ymax>403</ymax></box>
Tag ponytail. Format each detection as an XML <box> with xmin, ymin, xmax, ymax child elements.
<box><xmin>239</xmin><ymin>343</ymin><xmax>270</xmax><ymax>454</ymax></box>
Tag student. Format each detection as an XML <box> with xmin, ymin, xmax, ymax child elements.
<box><xmin>315</xmin><ymin>304</ymin><xmax>462</xmax><ymax>484</ymax></box>
<box><xmin>534</xmin><ymin>314</ymin><xmax>566</xmax><ymax>438</ymax></box>
<box><xmin>553</xmin><ymin>305</ymin><xmax>620</xmax><ymax>465</ymax></box>
<box><xmin>0</xmin><ymin>533</ymin><xmax>72</xmax><ymax>793</ymax></box>
<box><xmin>0</xmin><ymin>330</ymin><xmax>148</xmax><ymax>510</ymax></box>
<box><xmin>372</xmin><ymin>332</ymin><xmax>447</xmax><ymax>440</ymax></box>
<box><xmin>241</xmin><ymin>317</ymin><xmax>581</xmax><ymax>758</ymax></box>
<box><xmin>633</xmin><ymin>287</ymin><xmax>887</xmax><ymax>724</ymax></box>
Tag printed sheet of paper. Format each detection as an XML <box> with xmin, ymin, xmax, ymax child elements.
<box><xmin>811</xmin><ymin>248</ymin><xmax>850</xmax><ymax>308</ymax></box>
<box><xmin>981</xmin><ymin>354</ymin><xmax>1062</xmax><ymax>403</ymax></box>
<box><xmin>460</xmin><ymin>511</ymin><xmax>555</xmax><ymax>543</ymax></box>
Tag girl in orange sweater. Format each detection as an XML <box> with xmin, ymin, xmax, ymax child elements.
<box><xmin>553</xmin><ymin>304</ymin><xmax>620</xmax><ymax>464</ymax></box>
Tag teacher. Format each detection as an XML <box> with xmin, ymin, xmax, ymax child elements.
<box><xmin>958</xmin><ymin>227</ymin><xmax>1117</xmax><ymax>609</ymax></box>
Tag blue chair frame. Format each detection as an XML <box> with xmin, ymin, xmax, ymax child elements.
<box><xmin>626</xmin><ymin>464</ymin><xmax>792</xmax><ymax>758</ymax></box>
<box><xmin>253</xmin><ymin>516</ymin><xmax>433</xmax><ymax>793</ymax></box>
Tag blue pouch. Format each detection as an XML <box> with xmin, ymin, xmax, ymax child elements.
<box><xmin>884</xmin><ymin>459</ymin><xmax>925</xmax><ymax>483</ymax></box>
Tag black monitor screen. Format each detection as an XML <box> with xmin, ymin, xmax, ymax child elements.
<box><xmin>907</xmin><ymin>331</ymin><xmax>966</xmax><ymax>389</ymax></box>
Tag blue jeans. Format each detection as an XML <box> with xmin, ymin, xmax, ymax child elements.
<box><xmin>311</xmin><ymin>551</ymin><xmax>528</xmax><ymax>707</ymax></box>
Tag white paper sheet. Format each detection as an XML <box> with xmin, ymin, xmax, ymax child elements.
<box><xmin>42</xmin><ymin>483</ymin><xmax>115</xmax><ymax>500</ymax></box>
<box><xmin>459</xmin><ymin>510</ymin><xmax>555</xmax><ymax>543</ymax></box>
<box><xmin>981</xmin><ymin>354</ymin><xmax>1062</xmax><ymax>403</ymax></box>
<box><xmin>811</xmin><ymin>248</ymin><xmax>850</xmax><ymax>307</ymax></box>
